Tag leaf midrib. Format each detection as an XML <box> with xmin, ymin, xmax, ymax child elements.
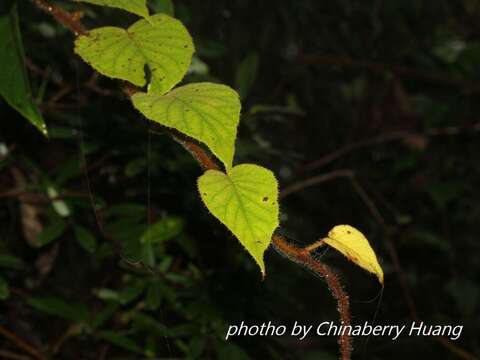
<box><xmin>227</xmin><ymin>173</ymin><xmax>263</xmax><ymax>255</ymax></box>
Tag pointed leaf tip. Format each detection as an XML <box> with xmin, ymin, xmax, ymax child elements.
<box><xmin>323</xmin><ymin>225</ymin><xmax>384</xmax><ymax>284</ymax></box>
<box><xmin>132</xmin><ymin>83</ymin><xmax>240</xmax><ymax>170</ymax></box>
<box><xmin>197</xmin><ymin>164</ymin><xmax>279</xmax><ymax>275</ymax></box>
<box><xmin>0</xmin><ymin>6</ymin><xmax>47</xmax><ymax>136</ymax></box>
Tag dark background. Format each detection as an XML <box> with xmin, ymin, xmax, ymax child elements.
<box><xmin>1</xmin><ymin>0</ymin><xmax>479</xmax><ymax>359</ymax></box>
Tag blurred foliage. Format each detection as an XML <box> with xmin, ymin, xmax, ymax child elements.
<box><xmin>0</xmin><ymin>4</ymin><xmax>46</xmax><ymax>134</ymax></box>
<box><xmin>1</xmin><ymin>0</ymin><xmax>480</xmax><ymax>359</ymax></box>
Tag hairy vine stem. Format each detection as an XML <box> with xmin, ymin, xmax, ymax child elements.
<box><xmin>271</xmin><ymin>234</ymin><xmax>352</xmax><ymax>359</ymax></box>
<box><xmin>30</xmin><ymin>1</ymin><xmax>353</xmax><ymax>358</ymax></box>
<box><xmin>157</xmin><ymin>136</ymin><xmax>353</xmax><ymax>360</ymax></box>
<box><xmin>31</xmin><ymin>0</ymin><xmax>86</xmax><ymax>36</ymax></box>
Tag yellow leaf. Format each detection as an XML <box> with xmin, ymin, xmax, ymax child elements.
<box><xmin>323</xmin><ymin>225</ymin><xmax>384</xmax><ymax>284</ymax></box>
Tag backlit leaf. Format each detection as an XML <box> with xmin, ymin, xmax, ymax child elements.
<box><xmin>322</xmin><ymin>225</ymin><xmax>384</xmax><ymax>284</ymax></box>
<box><xmin>76</xmin><ymin>0</ymin><xmax>149</xmax><ymax>18</ymax></box>
<box><xmin>74</xmin><ymin>14</ymin><xmax>193</xmax><ymax>95</ymax></box>
<box><xmin>132</xmin><ymin>83</ymin><xmax>240</xmax><ymax>170</ymax></box>
<box><xmin>197</xmin><ymin>164</ymin><xmax>279</xmax><ymax>275</ymax></box>
<box><xmin>0</xmin><ymin>5</ymin><xmax>47</xmax><ymax>135</ymax></box>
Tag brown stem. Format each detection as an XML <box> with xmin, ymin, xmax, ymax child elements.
<box><xmin>0</xmin><ymin>325</ymin><xmax>47</xmax><ymax>360</ymax></box>
<box><xmin>300</xmin><ymin>54</ymin><xmax>480</xmax><ymax>92</ymax></box>
<box><xmin>299</xmin><ymin>131</ymin><xmax>409</xmax><ymax>174</ymax></box>
<box><xmin>28</xmin><ymin>2</ymin><xmax>352</xmax><ymax>358</ymax></box>
<box><xmin>172</xmin><ymin>135</ymin><xmax>352</xmax><ymax>358</ymax></box>
<box><xmin>272</xmin><ymin>234</ymin><xmax>352</xmax><ymax>360</ymax></box>
<box><xmin>0</xmin><ymin>350</ymin><xmax>32</xmax><ymax>360</ymax></box>
<box><xmin>281</xmin><ymin>169</ymin><xmax>355</xmax><ymax>199</ymax></box>
<box><xmin>173</xmin><ymin>136</ymin><xmax>353</xmax><ymax>358</ymax></box>
<box><xmin>172</xmin><ymin>136</ymin><xmax>220</xmax><ymax>171</ymax></box>
<box><xmin>281</xmin><ymin>167</ymin><xmax>480</xmax><ymax>359</ymax></box>
<box><xmin>299</xmin><ymin>123</ymin><xmax>480</xmax><ymax>175</ymax></box>
<box><xmin>31</xmin><ymin>0</ymin><xmax>86</xmax><ymax>36</ymax></box>
<box><xmin>25</xmin><ymin>2</ymin><xmax>480</xmax><ymax>359</ymax></box>
<box><xmin>51</xmin><ymin>324</ymin><xmax>82</xmax><ymax>355</ymax></box>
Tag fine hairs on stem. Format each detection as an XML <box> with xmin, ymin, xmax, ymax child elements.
<box><xmin>174</xmin><ymin>135</ymin><xmax>354</xmax><ymax>358</ymax></box>
<box><xmin>30</xmin><ymin>1</ymin><xmax>353</xmax><ymax>358</ymax></box>
<box><xmin>271</xmin><ymin>234</ymin><xmax>352</xmax><ymax>360</ymax></box>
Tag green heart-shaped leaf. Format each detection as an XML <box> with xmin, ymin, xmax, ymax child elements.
<box><xmin>198</xmin><ymin>164</ymin><xmax>279</xmax><ymax>275</ymax></box>
<box><xmin>76</xmin><ymin>0</ymin><xmax>149</xmax><ymax>18</ymax></box>
<box><xmin>74</xmin><ymin>14</ymin><xmax>193</xmax><ymax>94</ymax></box>
<box><xmin>132</xmin><ymin>82</ymin><xmax>240</xmax><ymax>170</ymax></box>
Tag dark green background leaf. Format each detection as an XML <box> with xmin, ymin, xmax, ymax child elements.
<box><xmin>73</xmin><ymin>224</ymin><xmax>97</xmax><ymax>253</ymax></box>
<box><xmin>0</xmin><ymin>5</ymin><xmax>46</xmax><ymax>135</ymax></box>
